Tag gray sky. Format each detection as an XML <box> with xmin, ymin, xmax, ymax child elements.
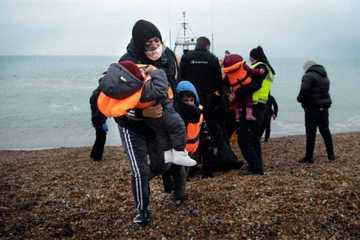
<box><xmin>1</xmin><ymin>0</ymin><xmax>359</xmax><ymax>58</ymax></box>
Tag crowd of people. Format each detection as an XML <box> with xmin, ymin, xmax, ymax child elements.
<box><xmin>89</xmin><ymin>19</ymin><xmax>335</xmax><ymax>226</ymax></box>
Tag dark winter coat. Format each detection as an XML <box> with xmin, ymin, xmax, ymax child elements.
<box><xmin>89</xmin><ymin>87</ymin><xmax>107</xmax><ymax>128</ymax></box>
<box><xmin>179</xmin><ymin>48</ymin><xmax>223</xmax><ymax>97</ymax></box>
<box><xmin>297</xmin><ymin>64</ymin><xmax>332</xmax><ymax>108</ymax></box>
<box><xmin>267</xmin><ymin>95</ymin><xmax>278</xmax><ymax>117</ymax></box>
<box><xmin>99</xmin><ymin>63</ymin><xmax>169</xmax><ymax>103</ymax></box>
<box><xmin>115</xmin><ymin>41</ymin><xmax>179</xmax><ymax>134</ymax></box>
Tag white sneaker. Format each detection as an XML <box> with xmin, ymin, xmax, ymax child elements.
<box><xmin>164</xmin><ymin>149</ymin><xmax>174</xmax><ymax>164</ymax></box>
<box><xmin>171</xmin><ymin>150</ymin><xmax>197</xmax><ymax>167</ymax></box>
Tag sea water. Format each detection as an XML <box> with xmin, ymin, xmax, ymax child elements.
<box><xmin>0</xmin><ymin>56</ymin><xmax>359</xmax><ymax>149</ymax></box>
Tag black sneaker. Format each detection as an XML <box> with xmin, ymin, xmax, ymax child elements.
<box><xmin>133</xmin><ymin>209</ymin><xmax>151</xmax><ymax>226</ymax></box>
<box><xmin>328</xmin><ymin>154</ymin><xmax>336</xmax><ymax>161</ymax></box>
<box><xmin>244</xmin><ymin>170</ymin><xmax>264</xmax><ymax>176</ymax></box>
<box><xmin>298</xmin><ymin>157</ymin><xmax>314</xmax><ymax>163</ymax></box>
<box><xmin>231</xmin><ymin>160</ymin><xmax>244</xmax><ymax>169</ymax></box>
<box><xmin>175</xmin><ymin>199</ymin><xmax>184</xmax><ymax>207</ymax></box>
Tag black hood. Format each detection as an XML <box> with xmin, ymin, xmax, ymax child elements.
<box><xmin>307</xmin><ymin>64</ymin><xmax>327</xmax><ymax>77</ymax></box>
<box><xmin>126</xmin><ymin>39</ymin><xmax>145</xmax><ymax>60</ymax></box>
<box><xmin>132</xmin><ymin>19</ymin><xmax>162</xmax><ymax>53</ymax></box>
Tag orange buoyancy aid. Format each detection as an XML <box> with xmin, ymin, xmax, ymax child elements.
<box><xmin>97</xmin><ymin>85</ymin><xmax>174</xmax><ymax>117</ymax></box>
<box><xmin>186</xmin><ymin>113</ymin><xmax>204</xmax><ymax>154</ymax></box>
<box><xmin>136</xmin><ymin>87</ymin><xmax>174</xmax><ymax>109</ymax></box>
<box><xmin>223</xmin><ymin>61</ymin><xmax>252</xmax><ymax>91</ymax></box>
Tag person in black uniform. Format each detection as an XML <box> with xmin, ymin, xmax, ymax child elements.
<box><xmin>179</xmin><ymin>36</ymin><xmax>243</xmax><ymax>172</ymax></box>
<box><xmin>261</xmin><ymin>94</ymin><xmax>278</xmax><ymax>142</ymax></box>
<box><xmin>89</xmin><ymin>87</ymin><xmax>108</xmax><ymax>161</ymax></box>
<box><xmin>297</xmin><ymin>60</ymin><xmax>335</xmax><ymax>163</ymax></box>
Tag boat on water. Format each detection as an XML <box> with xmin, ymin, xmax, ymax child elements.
<box><xmin>173</xmin><ymin>11</ymin><xmax>197</xmax><ymax>55</ymax></box>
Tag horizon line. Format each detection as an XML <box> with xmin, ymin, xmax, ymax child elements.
<box><xmin>0</xmin><ymin>54</ymin><xmax>358</xmax><ymax>60</ymax></box>
<box><xmin>0</xmin><ymin>54</ymin><xmax>119</xmax><ymax>57</ymax></box>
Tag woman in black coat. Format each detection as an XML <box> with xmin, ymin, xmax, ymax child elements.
<box><xmin>297</xmin><ymin>60</ymin><xmax>335</xmax><ymax>163</ymax></box>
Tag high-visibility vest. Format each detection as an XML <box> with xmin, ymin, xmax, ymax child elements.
<box><xmin>223</xmin><ymin>61</ymin><xmax>252</xmax><ymax>91</ymax></box>
<box><xmin>97</xmin><ymin>86</ymin><xmax>174</xmax><ymax>117</ymax></box>
<box><xmin>185</xmin><ymin>113</ymin><xmax>204</xmax><ymax>154</ymax></box>
<box><xmin>251</xmin><ymin>61</ymin><xmax>274</xmax><ymax>104</ymax></box>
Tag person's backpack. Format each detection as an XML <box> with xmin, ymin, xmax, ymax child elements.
<box><xmin>198</xmin><ymin>121</ymin><xmax>243</xmax><ymax>175</ymax></box>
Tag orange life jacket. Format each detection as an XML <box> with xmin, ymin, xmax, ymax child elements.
<box><xmin>97</xmin><ymin>85</ymin><xmax>174</xmax><ymax>117</ymax></box>
<box><xmin>185</xmin><ymin>113</ymin><xmax>204</xmax><ymax>154</ymax></box>
<box><xmin>223</xmin><ymin>61</ymin><xmax>252</xmax><ymax>91</ymax></box>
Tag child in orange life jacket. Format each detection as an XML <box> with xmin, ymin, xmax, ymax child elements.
<box><xmin>161</xmin><ymin>80</ymin><xmax>203</xmax><ymax>206</ymax></box>
<box><xmin>175</xmin><ymin>81</ymin><xmax>203</xmax><ymax>155</ymax></box>
<box><xmin>223</xmin><ymin>54</ymin><xmax>257</xmax><ymax>121</ymax></box>
<box><xmin>117</xmin><ymin>61</ymin><xmax>196</xmax><ymax>167</ymax></box>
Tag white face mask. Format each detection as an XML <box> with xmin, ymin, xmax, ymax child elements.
<box><xmin>145</xmin><ymin>44</ymin><xmax>163</xmax><ymax>61</ymax></box>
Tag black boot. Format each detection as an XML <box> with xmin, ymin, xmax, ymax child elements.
<box><xmin>246</xmin><ymin>167</ymin><xmax>264</xmax><ymax>175</ymax></box>
<box><xmin>133</xmin><ymin>209</ymin><xmax>151</xmax><ymax>226</ymax></box>
<box><xmin>328</xmin><ymin>154</ymin><xmax>336</xmax><ymax>161</ymax></box>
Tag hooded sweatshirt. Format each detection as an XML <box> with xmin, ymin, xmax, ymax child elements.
<box><xmin>175</xmin><ymin>81</ymin><xmax>202</xmax><ymax>125</ymax></box>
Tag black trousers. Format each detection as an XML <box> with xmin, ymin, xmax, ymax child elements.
<box><xmin>304</xmin><ymin>108</ymin><xmax>334</xmax><ymax>160</ymax></box>
<box><xmin>161</xmin><ymin>165</ymin><xmax>187</xmax><ymax>200</ymax></box>
<box><xmin>90</xmin><ymin>127</ymin><xmax>107</xmax><ymax>160</ymax></box>
<box><xmin>237</xmin><ymin>103</ymin><xmax>266</xmax><ymax>174</ymax></box>
<box><xmin>261</xmin><ymin>114</ymin><xmax>272</xmax><ymax>141</ymax></box>
<box><xmin>119</xmin><ymin>125</ymin><xmax>169</xmax><ymax>211</ymax></box>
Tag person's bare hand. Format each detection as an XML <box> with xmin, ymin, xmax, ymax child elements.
<box><xmin>142</xmin><ymin>104</ymin><xmax>163</xmax><ymax>118</ymax></box>
<box><xmin>145</xmin><ymin>65</ymin><xmax>157</xmax><ymax>75</ymax></box>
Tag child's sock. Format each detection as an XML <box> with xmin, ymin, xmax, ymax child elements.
<box><xmin>164</xmin><ymin>149</ymin><xmax>174</xmax><ymax>164</ymax></box>
<box><xmin>245</xmin><ymin>107</ymin><xmax>256</xmax><ymax>121</ymax></box>
<box><xmin>235</xmin><ymin>108</ymin><xmax>241</xmax><ymax>122</ymax></box>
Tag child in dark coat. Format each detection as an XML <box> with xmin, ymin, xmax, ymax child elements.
<box><xmin>162</xmin><ymin>80</ymin><xmax>203</xmax><ymax>206</ymax></box>
<box><xmin>98</xmin><ymin>60</ymin><xmax>196</xmax><ymax>167</ymax></box>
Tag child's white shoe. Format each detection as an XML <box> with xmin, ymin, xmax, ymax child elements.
<box><xmin>171</xmin><ymin>150</ymin><xmax>197</xmax><ymax>167</ymax></box>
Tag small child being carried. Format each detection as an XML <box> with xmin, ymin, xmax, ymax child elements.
<box><xmin>223</xmin><ymin>54</ymin><xmax>263</xmax><ymax>121</ymax></box>
<box><xmin>97</xmin><ymin>60</ymin><xmax>196</xmax><ymax>167</ymax></box>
